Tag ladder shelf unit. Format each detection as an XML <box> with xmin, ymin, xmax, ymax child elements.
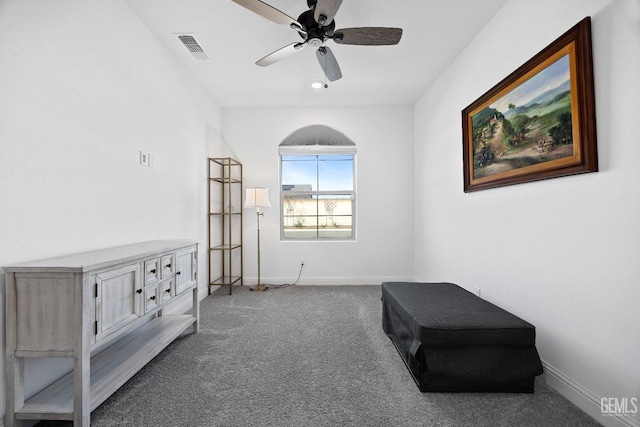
<box><xmin>208</xmin><ymin>157</ymin><xmax>243</xmax><ymax>295</ymax></box>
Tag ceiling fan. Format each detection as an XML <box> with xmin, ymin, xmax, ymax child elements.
<box><xmin>231</xmin><ymin>0</ymin><xmax>403</xmax><ymax>82</ymax></box>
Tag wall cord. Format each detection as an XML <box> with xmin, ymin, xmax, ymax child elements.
<box><xmin>272</xmin><ymin>262</ymin><xmax>304</xmax><ymax>289</ymax></box>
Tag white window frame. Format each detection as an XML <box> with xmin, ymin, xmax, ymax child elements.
<box><xmin>279</xmin><ymin>144</ymin><xmax>356</xmax><ymax>241</ymax></box>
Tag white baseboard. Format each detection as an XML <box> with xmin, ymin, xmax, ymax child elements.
<box><xmin>244</xmin><ymin>276</ymin><xmax>413</xmax><ymax>286</ymax></box>
<box><xmin>543</xmin><ymin>361</ymin><xmax>640</xmax><ymax>427</ymax></box>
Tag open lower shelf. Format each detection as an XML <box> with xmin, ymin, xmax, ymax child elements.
<box><xmin>210</xmin><ymin>244</ymin><xmax>242</xmax><ymax>251</ymax></box>
<box><xmin>16</xmin><ymin>315</ymin><xmax>196</xmax><ymax>420</ymax></box>
<box><xmin>210</xmin><ymin>275</ymin><xmax>242</xmax><ymax>286</ymax></box>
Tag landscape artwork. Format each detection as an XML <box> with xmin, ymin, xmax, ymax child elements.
<box><xmin>472</xmin><ymin>54</ymin><xmax>573</xmax><ymax>179</ymax></box>
<box><xmin>462</xmin><ymin>17</ymin><xmax>598</xmax><ymax>192</ymax></box>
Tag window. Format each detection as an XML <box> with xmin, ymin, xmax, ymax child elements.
<box><xmin>279</xmin><ymin>127</ymin><xmax>356</xmax><ymax>240</ymax></box>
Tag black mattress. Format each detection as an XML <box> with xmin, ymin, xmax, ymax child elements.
<box><xmin>381</xmin><ymin>282</ymin><xmax>543</xmax><ymax>392</ymax></box>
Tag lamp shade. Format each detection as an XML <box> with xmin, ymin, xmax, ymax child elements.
<box><xmin>244</xmin><ymin>187</ymin><xmax>272</xmax><ymax>208</ymax></box>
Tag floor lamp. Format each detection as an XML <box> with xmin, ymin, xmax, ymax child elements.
<box><xmin>244</xmin><ymin>187</ymin><xmax>271</xmax><ymax>292</ymax></box>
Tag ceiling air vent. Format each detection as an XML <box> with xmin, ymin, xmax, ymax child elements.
<box><xmin>177</xmin><ymin>34</ymin><xmax>210</xmax><ymax>61</ymax></box>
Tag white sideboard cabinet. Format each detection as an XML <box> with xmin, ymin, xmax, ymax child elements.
<box><xmin>3</xmin><ymin>240</ymin><xmax>199</xmax><ymax>426</ymax></box>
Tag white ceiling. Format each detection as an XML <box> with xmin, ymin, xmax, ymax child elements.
<box><xmin>125</xmin><ymin>0</ymin><xmax>508</xmax><ymax>107</ymax></box>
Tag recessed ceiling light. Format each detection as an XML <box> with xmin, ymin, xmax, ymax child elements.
<box><xmin>311</xmin><ymin>80</ymin><xmax>327</xmax><ymax>89</ymax></box>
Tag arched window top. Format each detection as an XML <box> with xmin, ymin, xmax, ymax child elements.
<box><xmin>279</xmin><ymin>125</ymin><xmax>355</xmax><ymax>155</ymax></box>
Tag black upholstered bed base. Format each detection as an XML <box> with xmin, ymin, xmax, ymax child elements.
<box><xmin>381</xmin><ymin>282</ymin><xmax>543</xmax><ymax>393</ymax></box>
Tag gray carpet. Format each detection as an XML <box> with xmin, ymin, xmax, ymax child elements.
<box><xmin>38</xmin><ymin>285</ymin><xmax>600</xmax><ymax>427</ymax></box>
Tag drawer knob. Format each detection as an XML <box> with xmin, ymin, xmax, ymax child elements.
<box><xmin>150</xmin><ymin>269</ymin><xmax>156</xmax><ymax>274</ymax></box>
<box><xmin>150</xmin><ymin>296</ymin><xmax>156</xmax><ymax>301</ymax></box>
<box><xmin>165</xmin><ymin>288</ymin><xmax>171</xmax><ymax>293</ymax></box>
<box><xmin>176</xmin><ymin>271</ymin><xmax>181</xmax><ymax>275</ymax></box>
<box><xmin>165</xmin><ymin>264</ymin><xmax>172</xmax><ymax>269</ymax></box>
<box><xmin>136</xmin><ymin>289</ymin><xmax>142</xmax><ymax>294</ymax></box>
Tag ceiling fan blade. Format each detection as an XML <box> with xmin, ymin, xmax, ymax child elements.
<box><xmin>314</xmin><ymin>0</ymin><xmax>342</xmax><ymax>26</ymax></box>
<box><xmin>316</xmin><ymin>46</ymin><xmax>342</xmax><ymax>81</ymax></box>
<box><xmin>333</xmin><ymin>27</ymin><xmax>403</xmax><ymax>45</ymax></box>
<box><xmin>256</xmin><ymin>42</ymin><xmax>305</xmax><ymax>67</ymax></box>
<box><xmin>231</xmin><ymin>0</ymin><xmax>300</xmax><ymax>29</ymax></box>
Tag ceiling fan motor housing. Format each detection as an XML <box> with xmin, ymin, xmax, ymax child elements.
<box><xmin>298</xmin><ymin>9</ymin><xmax>335</xmax><ymax>45</ymax></box>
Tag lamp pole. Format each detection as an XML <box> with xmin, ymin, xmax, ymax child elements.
<box><xmin>253</xmin><ymin>208</ymin><xmax>267</xmax><ymax>291</ymax></box>
<box><xmin>245</xmin><ymin>187</ymin><xmax>271</xmax><ymax>292</ymax></box>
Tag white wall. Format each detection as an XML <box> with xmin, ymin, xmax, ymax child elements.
<box><xmin>413</xmin><ymin>0</ymin><xmax>640</xmax><ymax>425</ymax></box>
<box><xmin>0</xmin><ymin>0</ymin><xmax>222</xmax><ymax>418</ymax></box>
<box><xmin>222</xmin><ymin>106</ymin><xmax>414</xmax><ymax>285</ymax></box>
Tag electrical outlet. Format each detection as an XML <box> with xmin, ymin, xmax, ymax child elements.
<box><xmin>148</xmin><ymin>154</ymin><xmax>155</xmax><ymax>168</ymax></box>
<box><xmin>300</xmin><ymin>259</ymin><xmax>305</xmax><ymax>266</ymax></box>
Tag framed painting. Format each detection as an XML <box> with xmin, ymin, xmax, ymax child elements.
<box><xmin>462</xmin><ymin>17</ymin><xmax>597</xmax><ymax>192</ymax></box>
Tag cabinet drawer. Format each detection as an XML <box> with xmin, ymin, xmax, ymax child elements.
<box><xmin>160</xmin><ymin>279</ymin><xmax>174</xmax><ymax>303</ymax></box>
<box><xmin>144</xmin><ymin>285</ymin><xmax>160</xmax><ymax>313</ymax></box>
<box><xmin>144</xmin><ymin>258</ymin><xmax>160</xmax><ymax>284</ymax></box>
<box><xmin>161</xmin><ymin>254</ymin><xmax>174</xmax><ymax>279</ymax></box>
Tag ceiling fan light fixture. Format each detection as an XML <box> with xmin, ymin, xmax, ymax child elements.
<box><xmin>308</xmin><ymin>37</ymin><xmax>323</xmax><ymax>48</ymax></box>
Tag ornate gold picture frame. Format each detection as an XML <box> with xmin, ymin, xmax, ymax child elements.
<box><xmin>462</xmin><ymin>17</ymin><xmax>597</xmax><ymax>192</ymax></box>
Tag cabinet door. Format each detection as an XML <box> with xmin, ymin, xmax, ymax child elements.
<box><xmin>175</xmin><ymin>246</ymin><xmax>197</xmax><ymax>295</ymax></box>
<box><xmin>95</xmin><ymin>263</ymin><xmax>142</xmax><ymax>342</ymax></box>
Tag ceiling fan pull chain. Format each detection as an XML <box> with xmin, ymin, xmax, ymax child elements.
<box><xmin>323</xmin><ymin>44</ymin><xmax>327</xmax><ymax>83</ymax></box>
<box><xmin>320</xmin><ymin>44</ymin><xmax>328</xmax><ymax>87</ymax></box>
<box><xmin>324</xmin><ymin>56</ymin><xmax>328</xmax><ymax>88</ymax></box>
